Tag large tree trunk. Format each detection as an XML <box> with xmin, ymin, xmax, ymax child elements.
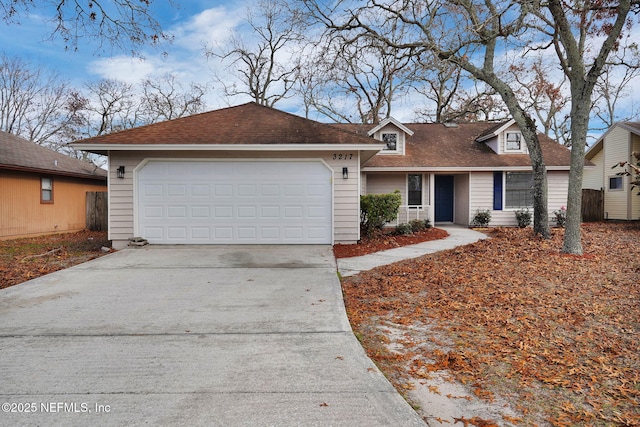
<box><xmin>562</xmin><ymin>88</ymin><xmax>592</xmax><ymax>255</ymax></box>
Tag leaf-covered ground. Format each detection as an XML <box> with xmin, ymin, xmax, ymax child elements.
<box><xmin>0</xmin><ymin>231</ymin><xmax>111</xmax><ymax>289</ymax></box>
<box><xmin>341</xmin><ymin>222</ymin><xmax>640</xmax><ymax>426</ymax></box>
<box><xmin>333</xmin><ymin>227</ymin><xmax>449</xmax><ymax>258</ymax></box>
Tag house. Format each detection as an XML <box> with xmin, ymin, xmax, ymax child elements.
<box><xmin>583</xmin><ymin>121</ymin><xmax>640</xmax><ymax>220</ymax></box>
<box><xmin>72</xmin><ymin>103</ymin><xmax>572</xmax><ymax>249</ymax></box>
<box><xmin>336</xmin><ymin>118</ymin><xmax>572</xmax><ymax>227</ymax></box>
<box><xmin>0</xmin><ymin>131</ymin><xmax>108</xmax><ymax>240</ymax></box>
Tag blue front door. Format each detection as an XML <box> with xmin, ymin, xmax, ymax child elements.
<box><xmin>435</xmin><ymin>175</ymin><xmax>454</xmax><ymax>222</ymax></box>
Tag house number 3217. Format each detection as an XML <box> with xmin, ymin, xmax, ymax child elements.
<box><xmin>333</xmin><ymin>153</ymin><xmax>353</xmax><ymax>160</ymax></box>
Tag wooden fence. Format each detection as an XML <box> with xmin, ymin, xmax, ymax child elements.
<box><xmin>86</xmin><ymin>191</ymin><xmax>108</xmax><ymax>231</ymax></box>
<box><xmin>582</xmin><ymin>189</ymin><xmax>604</xmax><ymax>222</ymax></box>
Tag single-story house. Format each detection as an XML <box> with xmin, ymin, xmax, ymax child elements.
<box><xmin>583</xmin><ymin>121</ymin><xmax>640</xmax><ymax>220</ymax></box>
<box><xmin>336</xmin><ymin>118</ymin><xmax>572</xmax><ymax>227</ymax></box>
<box><xmin>0</xmin><ymin>131</ymin><xmax>107</xmax><ymax>240</ymax></box>
<box><xmin>72</xmin><ymin>103</ymin><xmax>573</xmax><ymax>249</ymax></box>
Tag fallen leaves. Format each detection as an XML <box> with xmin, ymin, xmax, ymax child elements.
<box><xmin>333</xmin><ymin>227</ymin><xmax>449</xmax><ymax>258</ymax></box>
<box><xmin>0</xmin><ymin>231</ymin><xmax>111</xmax><ymax>288</ymax></box>
<box><xmin>341</xmin><ymin>222</ymin><xmax>640</xmax><ymax>426</ymax></box>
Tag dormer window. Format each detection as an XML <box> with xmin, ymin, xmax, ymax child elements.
<box><xmin>382</xmin><ymin>132</ymin><xmax>398</xmax><ymax>151</ymax></box>
<box><xmin>505</xmin><ymin>132</ymin><xmax>522</xmax><ymax>151</ymax></box>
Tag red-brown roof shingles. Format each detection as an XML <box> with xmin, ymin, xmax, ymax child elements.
<box><xmin>336</xmin><ymin>122</ymin><xmax>573</xmax><ymax>169</ymax></box>
<box><xmin>74</xmin><ymin>102</ymin><xmax>382</xmax><ymax>147</ymax></box>
<box><xmin>0</xmin><ymin>131</ymin><xmax>106</xmax><ymax>180</ymax></box>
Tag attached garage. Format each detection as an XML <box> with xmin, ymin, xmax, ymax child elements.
<box><xmin>136</xmin><ymin>159</ymin><xmax>333</xmax><ymax>244</ymax></box>
<box><xmin>72</xmin><ymin>103</ymin><xmax>384</xmax><ymax>249</ymax></box>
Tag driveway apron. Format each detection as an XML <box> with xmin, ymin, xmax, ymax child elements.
<box><xmin>0</xmin><ymin>246</ymin><xmax>425</xmax><ymax>426</ymax></box>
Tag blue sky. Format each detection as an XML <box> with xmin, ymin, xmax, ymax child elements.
<box><xmin>1</xmin><ymin>1</ymin><xmax>638</xmax><ymax>132</ymax></box>
<box><xmin>1</xmin><ymin>1</ymin><xmax>250</xmax><ymax>109</ymax></box>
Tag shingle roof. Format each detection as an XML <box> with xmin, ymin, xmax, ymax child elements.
<box><xmin>73</xmin><ymin>102</ymin><xmax>382</xmax><ymax>147</ymax></box>
<box><xmin>335</xmin><ymin>122</ymin><xmax>574</xmax><ymax>169</ymax></box>
<box><xmin>0</xmin><ymin>131</ymin><xmax>107</xmax><ymax>180</ymax></box>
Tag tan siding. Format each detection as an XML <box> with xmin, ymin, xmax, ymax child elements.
<box><xmin>632</xmin><ymin>134</ymin><xmax>640</xmax><ymax>219</ymax></box>
<box><xmin>365</xmin><ymin>173</ymin><xmax>405</xmax><ymax>198</ymax></box>
<box><xmin>468</xmin><ymin>171</ymin><xmax>568</xmax><ymax>226</ymax></box>
<box><xmin>603</xmin><ymin>126</ymin><xmax>630</xmax><ymax>219</ymax></box>
<box><xmin>454</xmin><ymin>174</ymin><xmax>470</xmax><ymax>225</ymax></box>
<box><xmin>108</xmin><ymin>150</ymin><xmax>361</xmax><ymax>246</ymax></box>
<box><xmin>0</xmin><ymin>170</ymin><xmax>107</xmax><ymax>239</ymax></box>
<box><xmin>583</xmin><ymin>149</ymin><xmax>604</xmax><ymax>190</ymax></box>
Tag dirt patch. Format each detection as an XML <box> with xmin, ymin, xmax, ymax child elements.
<box><xmin>342</xmin><ymin>222</ymin><xmax>640</xmax><ymax>426</ymax></box>
<box><xmin>333</xmin><ymin>227</ymin><xmax>449</xmax><ymax>258</ymax></box>
<box><xmin>0</xmin><ymin>231</ymin><xmax>111</xmax><ymax>289</ymax></box>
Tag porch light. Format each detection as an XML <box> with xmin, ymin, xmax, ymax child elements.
<box><xmin>117</xmin><ymin>166</ymin><xmax>125</xmax><ymax>179</ymax></box>
<box><xmin>342</xmin><ymin>167</ymin><xmax>348</xmax><ymax>179</ymax></box>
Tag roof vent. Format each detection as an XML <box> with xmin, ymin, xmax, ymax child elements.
<box><xmin>443</xmin><ymin>122</ymin><xmax>459</xmax><ymax>128</ymax></box>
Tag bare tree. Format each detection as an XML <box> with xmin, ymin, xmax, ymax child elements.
<box><xmin>303</xmin><ymin>0</ymin><xmax>639</xmax><ymax>253</ymax></box>
<box><xmin>510</xmin><ymin>57</ymin><xmax>571</xmax><ymax>147</ymax></box>
<box><xmin>208</xmin><ymin>0</ymin><xmax>303</xmax><ymax>107</ymax></box>
<box><xmin>81</xmin><ymin>78</ymin><xmax>138</xmax><ymax>137</ymax></box>
<box><xmin>413</xmin><ymin>59</ymin><xmax>509</xmax><ymax>123</ymax></box>
<box><xmin>0</xmin><ymin>0</ymin><xmax>171</xmax><ymax>54</ymax></box>
<box><xmin>140</xmin><ymin>74</ymin><xmax>207</xmax><ymax>123</ymax></box>
<box><xmin>591</xmin><ymin>41</ymin><xmax>640</xmax><ymax>130</ymax></box>
<box><xmin>0</xmin><ymin>54</ymin><xmax>80</xmax><ymax>147</ymax></box>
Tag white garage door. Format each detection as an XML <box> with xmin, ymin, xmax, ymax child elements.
<box><xmin>136</xmin><ymin>160</ymin><xmax>332</xmax><ymax>244</ymax></box>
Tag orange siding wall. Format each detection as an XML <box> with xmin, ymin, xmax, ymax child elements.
<box><xmin>0</xmin><ymin>170</ymin><xmax>107</xmax><ymax>240</ymax></box>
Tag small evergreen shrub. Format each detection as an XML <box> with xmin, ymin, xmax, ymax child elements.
<box><xmin>472</xmin><ymin>209</ymin><xmax>492</xmax><ymax>227</ymax></box>
<box><xmin>424</xmin><ymin>218</ymin><xmax>432</xmax><ymax>229</ymax></box>
<box><xmin>514</xmin><ymin>208</ymin><xmax>532</xmax><ymax>228</ymax></box>
<box><xmin>395</xmin><ymin>223</ymin><xmax>413</xmax><ymax>236</ymax></box>
<box><xmin>410</xmin><ymin>218</ymin><xmax>426</xmax><ymax>233</ymax></box>
<box><xmin>360</xmin><ymin>190</ymin><xmax>402</xmax><ymax>237</ymax></box>
<box><xmin>554</xmin><ymin>206</ymin><xmax>567</xmax><ymax>228</ymax></box>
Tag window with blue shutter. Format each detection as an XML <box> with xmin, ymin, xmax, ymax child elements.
<box><xmin>493</xmin><ymin>172</ymin><xmax>503</xmax><ymax>210</ymax></box>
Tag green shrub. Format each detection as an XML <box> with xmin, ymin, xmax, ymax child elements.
<box><xmin>409</xmin><ymin>218</ymin><xmax>426</xmax><ymax>232</ymax></box>
<box><xmin>514</xmin><ymin>208</ymin><xmax>532</xmax><ymax>228</ymax></box>
<box><xmin>360</xmin><ymin>190</ymin><xmax>402</xmax><ymax>237</ymax></box>
<box><xmin>553</xmin><ymin>206</ymin><xmax>566</xmax><ymax>228</ymax></box>
<box><xmin>395</xmin><ymin>223</ymin><xmax>413</xmax><ymax>235</ymax></box>
<box><xmin>472</xmin><ymin>209</ymin><xmax>492</xmax><ymax>227</ymax></box>
<box><xmin>424</xmin><ymin>218</ymin><xmax>432</xmax><ymax>228</ymax></box>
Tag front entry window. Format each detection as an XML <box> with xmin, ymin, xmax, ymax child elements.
<box><xmin>408</xmin><ymin>174</ymin><xmax>422</xmax><ymax>206</ymax></box>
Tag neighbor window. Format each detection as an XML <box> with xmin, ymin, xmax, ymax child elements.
<box><xmin>505</xmin><ymin>132</ymin><xmax>522</xmax><ymax>151</ymax></box>
<box><xmin>609</xmin><ymin>176</ymin><xmax>623</xmax><ymax>191</ymax></box>
<box><xmin>41</xmin><ymin>177</ymin><xmax>53</xmax><ymax>203</ymax></box>
<box><xmin>408</xmin><ymin>174</ymin><xmax>422</xmax><ymax>206</ymax></box>
<box><xmin>505</xmin><ymin>172</ymin><xmax>533</xmax><ymax>208</ymax></box>
<box><xmin>382</xmin><ymin>132</ymin><xmax>398</xmax><ymax>151</ymax></box>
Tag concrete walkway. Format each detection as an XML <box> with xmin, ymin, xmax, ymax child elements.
<box><xmin>0</xmin><ymin>245</ymin><xmax>425</xmax><ymax>426</ymax></box>
<box><xmin>337</xmin><ymin>226</ymin><xmax>489</xmax><ymax>277</ymax></box>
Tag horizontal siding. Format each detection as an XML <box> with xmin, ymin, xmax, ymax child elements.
<box><xmin>0</xmin><ymin>170</ymin><xmax>107</xmax><ymax>239</ymax></box>
<box><xmin>583</xmin><ymin>149</ymin><xmax>604</xmax><ymax>190</ymax></box>
<box><xmin>469</xmin><ymin>171</ymin><xmax>569</xmax><ymax>227</ymax></box>
<box><xmin>632</xmin><ymin>134</ymin><xmax>640</xmax><ymax>219</ymax></box>
<box><xmin>108</xmin><ymin>151</ymin><xmax>361</xmax><ymax>246</ymax></box>
<box><xmin>603</xmin><ymin>127</ymin><xmax>630</xmax><ymax>219</ymax></box>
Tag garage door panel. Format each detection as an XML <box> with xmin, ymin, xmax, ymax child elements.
<box><xmin>137</xmin><ymin>161</ymin><xmax>332</xmax><ymax>244</ymax></box>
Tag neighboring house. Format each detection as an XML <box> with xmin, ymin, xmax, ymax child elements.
<box><xmin>0</xmin><ymin>131</ymin><xmax>107</xmax><ymax>240</ymax></box>
<box><xmin>337</xmin><ymin>118</ymin><xmax>572</xmax><ymax>227</ymax></box>
<box><xmin>583</xmin><ymin>121</ymin><xmax>640</xmax><ymax>220</ymax></box>
<box><xmin>72</xmin><ymin>103</ymin><xmax>572</xmax><ymax>249</ymax></box>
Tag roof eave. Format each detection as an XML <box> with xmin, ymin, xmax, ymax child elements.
<box><xmin>0</xmin><ymin>164</ymin><xmax>107</xmax><ymax>181</ymax></box>
<box><xmin>72</xmin><ymin>143</ymin><xmax>386</xmax><ymax>153</ymax></box>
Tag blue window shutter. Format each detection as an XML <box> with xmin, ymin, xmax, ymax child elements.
<box><xmin>493</xmin><ymin>172</ymin><xmax>503</xmax><ymax>210</ymax></box>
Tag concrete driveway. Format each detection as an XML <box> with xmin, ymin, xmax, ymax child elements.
<box><xmin>0</xmin><ymin>246</ymin><xmax>425</xmax><ymax>426</ymax></box>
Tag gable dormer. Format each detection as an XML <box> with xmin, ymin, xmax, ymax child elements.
<box><xmin>476</xmin><ymin>119</ymin><xmax>528</xmax><ymax>155</ymax></box>
<box><xmin>368</xmin><ymin>117</ymin><xmax>414</xmax><ymax>155</ymax></box>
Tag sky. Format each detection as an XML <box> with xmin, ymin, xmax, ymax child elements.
<box><xmin>1</xmin><ymin>1</ymin><xmax>639</xmax><ymax>135</ymax></box>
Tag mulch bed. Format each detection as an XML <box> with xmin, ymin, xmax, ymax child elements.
<box><xmin>341</xmin><ymin>222</ymin><xmax>640</xmax><ymax>426</ymax></box>
<box><xmin>333</xmin><ymin>227</ymin><xmax>450</xmax><ymax>258</ymax></box>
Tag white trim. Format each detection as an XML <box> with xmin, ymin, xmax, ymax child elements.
<box><xmin>72</xmin><ymin>143</ymin><xmax>385</xmax><ymax>152</ymax></box>
<box><xmin>476</xmin><ymin>119</ymin><xmax>516</xmax><ymax>142</ymax></box>
<box><xmin>133</xmin><ymin>158</ymin><xmax>335</xmax><ymax>245</ymax></box>
<box><xmin>504</xmin><ymin>131</ymin><xmax>525</xmax><ymax>153</ymax></box>
<box><xmin>367</xmin><ymin>117</ymin><xmax>414</xmax><ymax>137</ymax></box>
<box><xmin>363</xmin><ymin>166</ymin><xmax>571</xmax><ymax>172</ymax></box>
